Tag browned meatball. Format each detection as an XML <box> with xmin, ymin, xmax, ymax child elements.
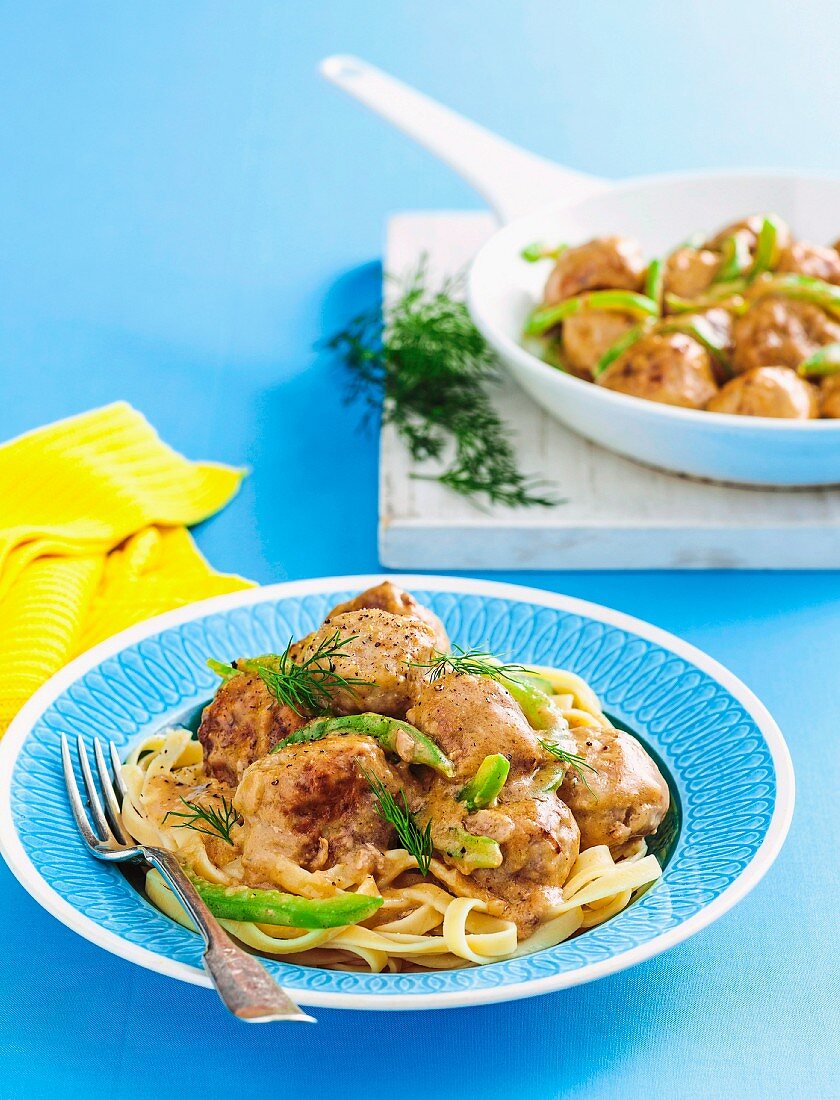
<box><xmin>820</xmin><ymin>374</ymin><xmax>840</xmax><ymax>418</ymax></box>
<box><xmin>597</xmin><ymin>332</ymin><xmax>718</xmax><ymax>408</ymax></box>
<box><xmin>472</xmin><ymin>796</ymin><xmax>580</xmax><ymax>935</ymax></box>
<box><xmin>406</xmin><ymin>672</ymin><xmax>542</xmax><ymax>780</ymax></box>
<box><xmin>544</xmin><ymin>237</ymin><xmax>645</xmax><ymax>304</ymax></box>
<box><xmin>293</xmin><ymin>608</ymin><xmax>437</xmax><ymax>718</ymax></box>
<box><xmin>732</xmin><ymin>297</ymin><xmax>840</xmax><ymax>374</ymax></box>
<box><xmin>706</xmin><ymin>366</ymin><xmax>818</xmax><ymax>419</ymax></box>
<box><xmin>664</xmin><ymin>247</ymin><xmax>720</xmax><ymax>299</ymax></box>
<box><xmin>562</xmin><ymin>310</ymin><xmax>635</xmax><ymax>377</ymax></box>
<box><xmin>693</xmin><ymin>306</ymin><xmax>734</xmax><ymax>349</ymax></box>
<box><xmin>707</xmin><ymin>214</ymin><xmax>792</xmax><ymax>255</ymax></box>
<box><xmin>776</xmin><ymin>241</ymin><xmax>840</xmax><ymax>286</ymax></box>
<box><xmin>197</xmin><ymin>672</ymin><xmax>307</xmax><ymax>785</ymax></box>
<box><xmin>235</xmin><ymin>735</ymin><xmax>401</xmax><ymax>884</ymax></box>
<box><xmin>326</xmin><ymin>581</ymin><xmax>449</xmax><ymax>652</ymax></box>
<box><xmin>558</xmin><ymin>725</ymin><xmax>669</xmax><ymax>858</ymax></box>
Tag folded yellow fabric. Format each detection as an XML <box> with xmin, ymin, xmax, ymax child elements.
<box><xmin>0</xmin><ymin>403</ymin><xmax>254</xmax><ymax>734</ymax></box>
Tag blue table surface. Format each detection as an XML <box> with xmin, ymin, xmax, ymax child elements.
<box><xmin>1</xmin><ymin>3</ymin><xmax>839</xmax><ymax>1097</ymax></box>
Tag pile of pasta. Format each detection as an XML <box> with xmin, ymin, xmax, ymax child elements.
<box><xmin>120</xmin><ymin>666</ymin><xmax>663</xmax><ymax>973</ymax></box>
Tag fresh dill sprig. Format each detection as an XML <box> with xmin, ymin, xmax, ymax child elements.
<box><xmin>539</xmin><ymin>738</ymin><xmax>598</xmax><ymax>795</ymax></box>
<box><xmin>416</xmin><ymin>645</ymin><xmax>527</xmax><ymax>685</ymax></box>
<box><xmin>327</xmin><ymin>263</ymin><xmax>559</xmax><ymax>509</ymax></box>
<box><xmin>359</xmin><ymin>766</ymin><xmax>433</xmax><ymax>876</ymax></box>
<box><xmin>243</xmin><ymin>632</ymin><xmax>372</xmax><ymax>717</ymax></box>
<box><xmin>164</xmin><ymin>795</ymin><xmax>242</xmax><ymax>846</ymax></box>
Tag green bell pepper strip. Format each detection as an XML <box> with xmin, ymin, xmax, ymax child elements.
<box><xmin>656</xmin><ymin>316</ymin><xmax>733</xmax><ymax>378</ymax></box>
<box><xmin>458</xmin><ymin>754</ymin><xmax>510</xmax><ymax>811</ymax></box>
<box><xmin>501</xmin><ymin>674</ymin><xmax>558</xmax><ymax>730</ymax></box>
<box><xmin>664</xmin><ymin>279</ymin><xmax>748</xmax><ymax>314</ymax></box>
<box><xmin>207</xmin><ymin>658</ymin><xmax>239</xmax><ymax>681</ymax></box>
<box><xmin>435</xmin><ymin>827</ymin><xmax>503</xmax><ymax>872</ymax></box>
<box><xmin>475</xmin><ymin>660</ymin><xmax>562</xmax><ymax>729</ymax></box>
<box><xmin>539</xmin><ymin>764</ymin><xmax>566</xmax><ymax>793</ymax></box>
<box><xmin>746</xmin><ymin>273</ymin><xmax>840</xmax><ymax>319</ymax></box>
<box><xmin>593</xmin><ymin>322</ymin><xmax>651</xmax><ymax>378</ymax></box>
<box><xmin>748</xmin><ymin>215</ymin><xmax>782</xmax><ymax>281</ymax></box>
<box><xmin>208</xmin><ymin>653</ymin><xmax>291</xmax><ymax>681</ymax></box>
<box><xmin>537</xmin><ymin>726</ymin><xmax>596</xmax><ymax>794</ymax></box>
<box><xmin>188</xmin><ymin>875</ymin><xmax>383</xmax><ymax>928</ymax></box>
<box><xmin>797</xmin><ymin>342</ymin><xmax>840</xmax><ymax>378</ymax></box>
<box><xmin>480</xmin><ymin>658</ymin><xmax>554</xmax><ymax>698</ymax></box>
<box><xmin>235</xmin><ymin>654</ymin><xmax>288</xmax><ymax>676</ymax></box>
<box><xmin>715</xmin><ymin>233</ymin><xmax>751</xmax><ymax>282</ymax></box>
<box><xmin>523</xmin><ymin>298</ymin><xmax>580</xmax><ymax>336</ymax></box>
<box><xmin>509</xmin><ymin>669</ymin><xmax>554</xmax><ymax>695</ymax></box>
<box><xmin>644</xmin><ymin>259</ymin><xmax>664</xmax><ymax>311</ymax></box>
<box><xmin>521</xmin><ymin>241</ymin><xmax>567</xmax><ymax>263</ymax></box>
<box><xmin>524</xmin><ymin>290</ymin><xmax>660</xmax><ymax>336</ymax></box>
<box><xmin>273</xmin><ymin>713</ymin><xmax>456</xmax><ymax>778</ymax></box>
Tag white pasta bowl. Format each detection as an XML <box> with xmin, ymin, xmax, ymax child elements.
<box><xmin>0</xmin><ymin>576</ymin><xmax>794</xmax><ymax>1011</ymax></box>
<box><xmin>322</xmin><ymin>56</ymin><xmax>840</xmax><ymax>486</ymax></box>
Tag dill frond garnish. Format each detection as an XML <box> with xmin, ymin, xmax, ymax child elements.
<box><xmin>244</xmin><ymin>632</ymin><xmax>373</xmax><ymax>717</ymax></box>
<box><xmin>539</xmin><ymin>738</ymin><xmax>598</xmax><ymax>795</ymax></box>
<box><xmin>416</xmin><ymin>645</ymin><xmax>527</xmax><ymax>684</ymax></box>
<box><xmin>327</xmin><ymin>264</ymin><xmax>559</xmax><ymax>509</ymax></box>
<box><xmin>164</xmin><ymin>795</ymin><xmax>242</xmax><ymax>846</ymax></box>
<box><xmin>359</xmin><ymin>766</ymin><xmax>433</xmax><ymax>876</ymax></box>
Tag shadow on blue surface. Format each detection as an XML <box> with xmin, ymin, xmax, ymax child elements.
<box><xmin>251</xmin><ymin>260</ymin><xmax>383</xmax><ymax>574</ymax></box>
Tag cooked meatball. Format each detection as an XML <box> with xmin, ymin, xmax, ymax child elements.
<box><xmin>663</xmin><ymin>247</ymin><xmax>720</xmax><ymax>299</ymax></box>
<box><xmin>732</xmin><ymin>297</ymin><xmax>840</xmax><ymax>374</ymax></box>
<box><xmin>707</xmin><ymin>214</ymin><xmax>792</xmax><ymax>255</ymax></box>
<box><xmin>235</xmin><ymin>735</ymin><xmax>401</xmax><ymax>883</ymax></box>
<box><xmin>325</xmin><ymin>581</ymin><xmax>449</xmax><ymax>652</ymax></box>
<box><xmin>598</xmin><ymin>332</ymin><xmax>718</xmax><ymax>408</ymax></box>
<box><xmin>472</xmin><ymin>796</ymin><xmax>580</xmax><ymax>935</ymax></box>
<box><xmin>293</xmin><ymin>608</ymin><xmax>437</xmax><ymax>718</ymax></box>
<box><xmin>544</xmin><ymin>236</ymin><xmax>645</xmax><ymax>304</ymax></box>
<box><xmin>406</xmin><ymin>672</ymin><xmax>542</xmax><ymax>780</ymax></box>
<box><xmin>562</xmin><ymin>310</ymin><xmax>635</xmax><ymax>377</ymax></box>
<box><xmin>776</xmin><ymin>241</ymin><xmax>840</xmax><ymax>286</ymax></box>
<box><xmin>706</xmin><ymin>366</ymin><xmax>818</xmax><ymax>419</ymax></box>
<box><xmin>820</xmin><ymin>374</ymin><xmax>840</xmax><ymax>418</ymax></box>
<box><xmin>558</xmin><ymin>725</ymin><xmax>669</xmax><ymax>858</ymax></box>
<box><xmin>197</xmin><ymin>672</ymin><xmax>307</xmax><ymax>785</ymax></box>
<box><xmin>693</xmin><ymin>306</ymin><xmax>734</xmax><ymax>350</ymax></box>
<box><xmin>487</xmin><ymin>797</ymin><xmax>579</xmax><ymax>883</ymax></box>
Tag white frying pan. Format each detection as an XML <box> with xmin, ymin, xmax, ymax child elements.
<box><xmin>321</xmin><ymin>55</ymin><xmax>840</xmax><ymax>487</ymax></box>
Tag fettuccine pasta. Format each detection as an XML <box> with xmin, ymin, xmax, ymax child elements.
<box><xmin>120</xmin><ymin>656</ymin><xmax>664</xmax><ymax>973</ymax></box>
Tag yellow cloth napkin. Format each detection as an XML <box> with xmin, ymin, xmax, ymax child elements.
<box><xmin>0</xmin><ymin>402</ymin><xmax>254</xmax><ymax>734</ymax></box>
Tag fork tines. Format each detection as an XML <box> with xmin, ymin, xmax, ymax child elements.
<box><xmin>61</xmin><ymin>735</ymin><xmax>128</xmax><ymax>853</ymax></box>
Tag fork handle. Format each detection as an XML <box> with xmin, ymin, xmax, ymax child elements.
<box><xmin>144</xmin><ymin>847</ymin><xmax>315</xmax><ymax>1023</ymax></box>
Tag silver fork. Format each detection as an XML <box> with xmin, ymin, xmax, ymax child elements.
<box><xmin>61</xmin><ymin>733</ymin><xmax>315</xmax><ymax>1023</ymax></box>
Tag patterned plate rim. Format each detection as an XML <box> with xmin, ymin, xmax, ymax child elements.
<box><xmin>0</xmin><ymin>575</ymin><xmax>795</xmax><ymax>1011</ymax></box>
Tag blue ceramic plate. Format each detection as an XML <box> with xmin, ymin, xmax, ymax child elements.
<box><xmin>0</xmin><ymin>576</ymin><xmax>794</xmax><ymax>1011</ymax></box>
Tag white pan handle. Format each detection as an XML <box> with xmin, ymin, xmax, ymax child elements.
<box><xmin>320</xmin><ymin>55</ymin><xmax>608</xmax><ymax>223</ymax></box>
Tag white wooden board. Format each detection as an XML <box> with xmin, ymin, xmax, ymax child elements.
<box><xmin>379</xmin><ymin>211</ymin><xmax>840</xmax><ymax>570</ymax></box>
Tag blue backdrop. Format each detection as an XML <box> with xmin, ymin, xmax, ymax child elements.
<box><xmin>1</xmin><ymin>3</ymin><xmax>838</xmax><ymax>1097</ymax></box>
